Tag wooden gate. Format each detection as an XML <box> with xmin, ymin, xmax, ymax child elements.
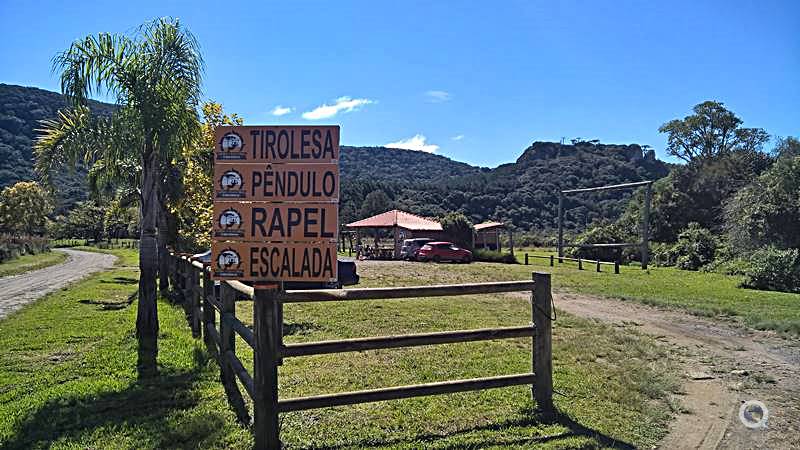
<box><xmin>169</xmin><ymin>252</ymin><xmax>553</xmax><ymax>449</ymax></box>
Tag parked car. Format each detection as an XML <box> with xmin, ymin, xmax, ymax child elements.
<box><xmin>417</xmin><ymin>242</ymin><xmax>472</xmax><ymax>263</ymax></box>
<box><xmin>191</xmin><ymin>251</ymin><xmax>359</xmax><ymax>289</ymax></box>
<box><xmin>399</xmin><ymin>238</ymin><xmax>433</xmax><ymax>260</ymax></box>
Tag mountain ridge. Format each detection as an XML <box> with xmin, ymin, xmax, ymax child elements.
<box><xmin>1</xmin><ymin>83</ymin><xmax>671</xmax><ymax>232</ymax></box>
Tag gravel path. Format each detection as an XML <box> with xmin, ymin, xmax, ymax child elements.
<box><xmin>551</xmin><ymin>293</ymin><xmax>800</xmax><ymax>449</ymax></box>
<box><xmin>0</xmin><ymin>248</ymin><xmax>117</xmax><ymax>320</ymax></box>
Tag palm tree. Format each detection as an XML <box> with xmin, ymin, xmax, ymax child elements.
<box><xmin>34</xmin><ymin>18</ymin><xmax>203</xmax><ymax>377</ymax></box>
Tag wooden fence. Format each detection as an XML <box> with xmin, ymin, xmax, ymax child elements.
<box><xmin>524</xmin><ymin>252</ymin><xmax>620</xmax><ymax>274</ymax></box>
<box><xmin>168</xmin><ymin>252</ymin><xmax>554</xmax><ymax>449</ymax></box>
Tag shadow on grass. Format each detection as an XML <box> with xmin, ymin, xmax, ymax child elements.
<box><xmin>100</xmin><ymin>276</ymin><xmax>139</xmax><ymax>285</ymax></box>
<box><xmin>299</xmin><ymin>407</ymin><xmax>635</xmax><ymax>450</ymax></box>
<box><xmin>1</xmin><ymin>361</ymin><xmax>232</xmax><ymax>450</ymax></box>
<box><xmin>283</xmin><ymin>321</ymin><xmax>321</xmax><ymax>336</ymax></box>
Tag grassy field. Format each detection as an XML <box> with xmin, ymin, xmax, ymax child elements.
<box><xmin>507</xmin><ymin>249</ymin><xmax>800</xmax><ymax>335</ymax></box>
<box><xmin>0</xmin><ymin>251</ymin><xmax>68</xmax><ymax>277</ymax></box>
<box><xmin>0</xmin><ymin>249</ymin><xmax>682</xmax><ymax>449</ymax></box>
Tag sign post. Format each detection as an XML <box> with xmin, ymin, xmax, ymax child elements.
<box><xmin>211</xmin><ymin>125</ymin><xmax>340</xmax><ymax>450</ymax></box>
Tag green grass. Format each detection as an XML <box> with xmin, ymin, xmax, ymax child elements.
<box><xmin>507</xmin><ymin>249</ymin><xmax>800</xmax><ymax>335</ymax></box>
<box><xmin>0</xmin><ymin>249</ymin><xmax>682</xmax><ymax>449</ymax></box>
<box><xmin>0</xmin><ymin>251</ymin><xmax>68</xmax><ymax>277</ymax></box>
<box><xmin>231</xmin><ymin>262</ymin><xmax>680</xmax><ymax>449</ymax></box>
<box><xmin>0</xmin><ymin>248</ymin><xmax>251</xmax><ymax>449</ymax></box>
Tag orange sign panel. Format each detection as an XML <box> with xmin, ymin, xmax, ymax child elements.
<box><xmin>214</xmin><ymin>126</ymin><xmax>339</xmax><ymax>164</ymax></box>
<box><xmin>214</xmin><ymin>163</ymin><xmax>338</xmax><ymax>202</ymax></box>
<box><xmin>212</xmin><ymin>241</ymin><xmax>338</xmax><ymax>282</ymax></box>
<box><xmin>213</xmin><ymin>202</ymin><xmax>337</xmax><ymax>242</ymax></box>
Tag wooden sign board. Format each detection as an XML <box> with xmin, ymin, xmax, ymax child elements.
<box><xmin>214</xmin><ymin>163</ymin><xmax>339</xmax><ymax>202</ymax></box>
<box><xmin>213</xmin><ymin>202</ymin><xmax>337</xmax><ymax>242</ymax></box>
<box><xmin>212</xmin><ymin>241</ymin><xmax>338</xmax><ymax>282</ymax></box>
<box><xmin>214</xmin><ymin>126</ymin><xmax>339</xmax><ymax>163</ymax></box>
<box><xmin>212</xmin><ymin>125</ymin><xmax>340</xmax><ymax>282</ymax></box>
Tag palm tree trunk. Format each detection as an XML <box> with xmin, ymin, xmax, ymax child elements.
<box><xmin>137</xmin><ymin>148</ymin><xmax>160</xmax><ymax>378</ymax></box>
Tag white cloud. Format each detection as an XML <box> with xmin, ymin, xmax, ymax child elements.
<box><xmin>451</xmin><ymin>134</ymin><xmax>464</xmax><ymax>141</ymax></box>
<box><xmin>302</xmin><ymin>96</ymin><xmax>374</xmax><ymax>120</ymax></box>
<box><xmin>425</xmin><ymin>90</ymin><xmax>451</xmax><ymax>103</ymax></box>
<box><xmin>271</xmin><ymin>105</ymin><xmax>294</xmax><ymax>116</ymax></box>
<box><xmin>386</xmin><ymin>134</ymin><xmax>439</xmax><ymax>153</ymax></box>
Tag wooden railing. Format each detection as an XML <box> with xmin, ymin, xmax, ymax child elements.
<box><xmin>524</xmin><ymin>252</ymin><xmax>620</xmax><ymax>274</ymax></box>
<box><xmin>168</xmin><ymin>252</ymin><xmax>554</xmax><ymax>450</ymax></box>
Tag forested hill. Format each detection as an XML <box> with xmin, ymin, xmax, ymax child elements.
<box><xmin>1</xmin><ymin>84</ymin><xmax>671</xmax><ymax>233</ymax></box>
<box><xmin>341</xmin><ymin>146</ymin><xmax>485</xmax><ymax>180</ymax></box>
<box><xmin>0</xmin><ymin>84</ymin><xmax>115</xmax><ymax>211</ymax></box>
<box><xmin>341</xmin><ymin>142</ymin><xmax>670</xmax><ymax>233</ymax></box>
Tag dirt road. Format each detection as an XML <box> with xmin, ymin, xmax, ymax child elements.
<box><xmin>553</xmin><ymin>293</ymin><xmax>800</xmax><ymax>449</ymax></box>
<box><xmin>0</xmin><ymin>248</ymin><xmax>117</xmax><ymax>319</ymax></box>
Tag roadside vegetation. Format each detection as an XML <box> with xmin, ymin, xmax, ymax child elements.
<box><xmin>0</xmin><ymin>251</ymin><xmax>67</xmax><ymax>277</ymax></box>
<box><xmin>0</xmin><ymin>248</ymin><xmax>682</xmax><ymax>449</ymax></box>
<box><xmin>516</xmin><ymin>249</ymin><xmax>800</xmax><ymax>335</ymax></box>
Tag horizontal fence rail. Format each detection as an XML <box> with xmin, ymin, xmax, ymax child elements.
<box><xmin>281</xmin><ymin>325</ymin><xmax>535</xmax><ymax>357</ymax></box>
<box><xmin>167</xmin><ymin>251</ymin><xmax>554</xmax><ymax>450</ymax></box>
<box><xmin>282</xmin><ymin>280</ymin><xmax>537</xmax><ymax>303</ymax></box>
<box><xmin>278</xmin><ymin>373</ymin><xmax>537</xmax><ymax>413</ymax></box>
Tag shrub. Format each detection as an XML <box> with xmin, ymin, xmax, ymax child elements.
<box><xmin>673</xmin><ymin>223</ymin><xmax>717</xmax><ymax>270</ymax></box>
<box><xmin>651</xmin><ymin>223</ymin><xmax>717</xmax><ymax>270</ymax></box>
<box><xmin>740</xmin><ymin>247</ymin><xmax>800</xmax><ymax>293</ymax></box>
<box><xmin>473</xmin><ymin>249</ymin><xmax>518</xmax><ymax>264</ymax></box>
<box><xmin>567</xmin><ymin>222</ymin><xmax>633</xmax><ymax>262</ymax></box>
<box><xmin>650</xmin><ymin>242</ymin><xmax>680</xmax><ymax>267</ymax></box>
<box><xmin>0</xmin><ymin>234</ymin><xmax>50</xmax><ymax>263</ymax></box>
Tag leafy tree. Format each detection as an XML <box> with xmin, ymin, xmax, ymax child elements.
<box><xmin>725</xmin><ymin>155</ymin><xmax>800</xmax><ymax>251</ymax></box>
<box><xmin>34</xmin><ymin>18</ymin><xmax>203</xmax><ymax>377</ymax></box>
<box><xmin>774</xmin><ymin>136</ymin><xmax>800</xmax><ymax>160</ymax></box>
<box><xmin>104</xmin><ymin>198</ymin><xmax>139</xmax><ymax>239</ymax></box>
<box><xmin>361</xmin><ymin>190</ymin><xmax>392</xmax><ymax>218</ymax></box>
<box><xmin>439</xmin><ymin>212</ymin><xmax>474</xmax><ymax>250</ymax></box>
<box><xmin>171</xmin><ymin>102</ymin><xmax>242</xmax><ymax>251</ymax></box>
<box><xmin>659</xmin><ymin>101</ymin><xmax>769</xmax><ymax>163</ymax></box>
<box><xmin>0</xmin><ymin>181</ymin><xmax>54</xmax><ymax>235</ymax></box>
<box><xmin>59</xmin><ymin>201</ymin><xmax>106</xmax><ymax>241</ymax></box>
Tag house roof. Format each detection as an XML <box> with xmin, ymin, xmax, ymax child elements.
<box><xmin>346</xmin><ymin>209</ymin><xmax>443</xmax><ymax>231</ymax></box>
<box><xmin>474</xmin><ymin>221</ymin><xmax>506</xmax><ymax>231</ymax></box>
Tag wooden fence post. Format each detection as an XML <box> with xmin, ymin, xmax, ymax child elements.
<box><xmin>254</xmin><ymin>285</ymin><xmax>282</xmax><ymax>450</ymax></box>
<box><xmin>578</xmin><ymin>259</ymin><xmax>583</xmax><ymax>270</ymax></box>
<box><xmin>614</xmin><ymin>260</ymin><xmax>620</xmax><ymax>274</ymax></box>
<box><xmin>549</xmin><ymin>255</ymin><xmax>554</xmax><ymax>267</ymax></box>
<box><xmin>596</xmin><ymin>260</ymin><xmax>601</xmax><ymax>272</ymax></box>
<box><xmin>190</xmin><ymin>266</ymin><xmax>201</xmax><ymax>338</ymax></box>
<box><xmin>202</xmin><ymin>269</ymin><xmax>215</xmax><ymax>354</ymax></box>
<box><xmin>532</xmin><ymin>272</ymin><xmax>553</xmax><ymax>416</ymax></box>
<box><xmin>525</xmin><ymin>253</ymin><xmax>529</xmax><ymax>265</ymax></box>
<box><xmin>220</xmin><ymin>283</ymin><xmax>251</xmax><ymax>424</ymax></box>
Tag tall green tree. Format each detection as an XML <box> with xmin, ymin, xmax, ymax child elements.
<box><xmin>659</xmin><ymin>101</ymin><xmax>769</xmax><ymax>163</ymax></box>
<box><xmin>34</xmin><ymin>18</ymin><xmax>203</xmax><ymax>377</ymax></box>
<box><xmin>0</xmin><ymin>181</ymin><xmax>54</xmax><ymax>236</ymax></box>
<box><xmin>361</xmin><ymin>190</ymin><xmax>392</xmax><ymax>217</ymax></box>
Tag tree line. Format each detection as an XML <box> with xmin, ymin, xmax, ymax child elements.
<box><xmin>569</xmin><ymin>101</ymin><xmax>799</xmax><ymax>294</ymax></box>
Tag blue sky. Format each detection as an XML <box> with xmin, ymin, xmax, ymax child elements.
<box><xmin>1</xmin><ymin>0</ymin><xmax>797</xmax><ymax>167</ymax></box>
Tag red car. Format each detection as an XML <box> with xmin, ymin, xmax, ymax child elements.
<box><xmin>417</xmin><ymin>242</ymin><xmax>472</xmax><ymax>263</ymax></box>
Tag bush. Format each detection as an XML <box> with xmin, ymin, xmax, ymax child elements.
<box><xmin>741</xmin><ymin>247</ymin><xmax>800</xmax><ymax>293</ymax></box>
<box><xmin>567</xmin><ymin>222</ymin><xmax>633</xmax><ymax>262</ymax></box>
<box><xmin>673</xmin><ymin>224</ymin><xmax>717</xmax><ymax>270</ymax></box>
<box><xmin>473</xmin><ymin>249</ymin><xmax>518</xmax><ymax>264</ymax></box>
<box><xmin>650</xmin><ymin>242</ymin><xmax>680</xmax><ymax>267</ymax></box>
<box><xmin>0</xmin><ymin>234</ymin><xmax>50</xmax><ymax>263</ymax></box>
<box><xmin>650</xmin><ymin>223</ymin><xmax>717</xmax><ymax>270</ymax></box>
